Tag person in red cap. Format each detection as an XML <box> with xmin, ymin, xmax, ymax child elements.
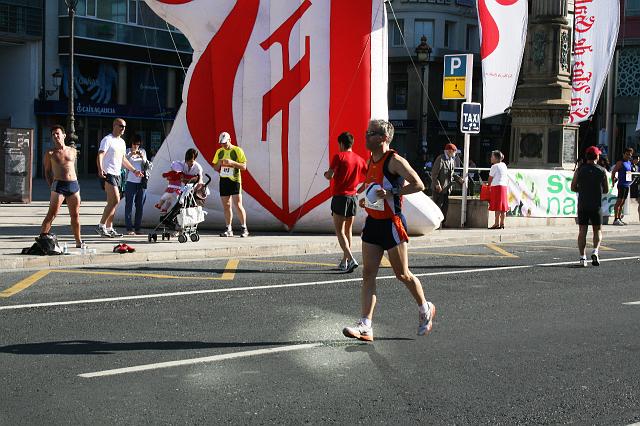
<box><xmin>431</xmin><ymin>143</ymin><xmax>463</xmax><ymax>227</ymax></box>
<box><xmin>570</xmin><ymin>145</ymin><xmax>609</xmax><ymax>267</ymax></box>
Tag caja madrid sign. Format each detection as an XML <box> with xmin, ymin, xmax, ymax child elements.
<box><xmin>128</xmin><ymin>0</ymin><xmax>442</xmax><ymax>234</ymax></box>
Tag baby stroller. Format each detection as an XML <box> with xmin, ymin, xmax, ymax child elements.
<box><xmin>148</xmin><ymin>174</ymin><xmax>211</xmax><ymax>243</ymax></box>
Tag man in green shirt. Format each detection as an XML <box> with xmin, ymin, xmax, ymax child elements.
<box><xmin>213</xmin><ymin>132</ymin><xmax>249</xmax><ymax>237</ymax></box>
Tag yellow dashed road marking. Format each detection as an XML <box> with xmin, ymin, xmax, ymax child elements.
<box><xmin>485</xmin><ymin>243</ymin><xmax>518</xmax><ymax>258</ymax></box>
<box><xmin>0</xmin><ymin>270</ymin><xmax>51</xmax><ymax>298</ymax></box>
<box><xmin>380</xmin><ymin>255</ymin><xmax>392</xmax><ymax>268</ymax></box>
<box><xmin>220</xmin><ymin>259</ymin><xmax>239</xmax><ymax>280</ymax></box>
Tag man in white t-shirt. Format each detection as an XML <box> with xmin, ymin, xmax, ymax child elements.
<box><xmin>96</xmin><ymin>118</ymin><xmax>143</xmax><ymax>237</ymax></box>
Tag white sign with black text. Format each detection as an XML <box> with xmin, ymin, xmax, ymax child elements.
<box><xmin>460</xmin><ymin>102</ymin><xmax>481</xmax><ymax>134</ymax></box>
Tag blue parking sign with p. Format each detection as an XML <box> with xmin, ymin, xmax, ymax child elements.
<box><xmin>445</xmin><ymin>55</ymin><xmax>467</xmax><ymax>77</ymax></box>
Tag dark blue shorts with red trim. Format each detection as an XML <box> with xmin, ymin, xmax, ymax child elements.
<box><xmin>361</xmin><ymin>214</ymin><xmax>409</xmax><ymax>251</ymax></box>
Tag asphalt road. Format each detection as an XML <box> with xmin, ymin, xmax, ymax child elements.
<box><xmin>1</xmin><ymin>238</ymin><xmax>639</xmax><ymax>425</ymax></box>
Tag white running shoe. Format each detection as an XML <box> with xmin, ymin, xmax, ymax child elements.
<box><xmin>418</xmin><ymin>302</ymin><xmax>436</xmax><ymax>336</ymax></box>
<box><xmin>240</xmin><ymin>226</ymin><xmax>249</xmax><ymax>238</ymax></box>
<box><xmin>219</xmin><ymin>229</ymin><xmax>233</xmax><ymax>237</ymax></box>
<box><xmin>337</xmin><ymin>260</ymin><xmax>347</xmax><ymax>271</ymax></box>
<box><xmin>342</xmin><ymin>320</ymin><xmax>373</xmax><ymax>342</ymax></box>
<box><xmin>95</xmin><ymin>225</ymin><xmax>110</xmax><ymax>237</ymax></box>
<box><xmin>108</xmin><ymin>228</ymin><xmax>122</xmax><ymax>238</ymax></box>
<box><xmin>591</xmin><ymin>252</ymin><xmax>600</xmax><ymax>266</ymax></box>
<box><xmin>579</xmin><ymin>258</ymin><xmax>588</xmax><ymax>267</ymax></box>
<box><xmin>345</xmin><ymin>258</ymin><xmax>359</xmax><ymax>273</ymax></box>
<box><xmin>613</xmin><ymin>219</ymin><xmax>623</xmax><ymax>226</ymax></box>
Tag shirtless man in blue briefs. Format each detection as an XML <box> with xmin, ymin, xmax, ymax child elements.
<box><xmin>40</xmin><ymin>125</ymin><xmax>83</xmax><ymax>248</ymax></box>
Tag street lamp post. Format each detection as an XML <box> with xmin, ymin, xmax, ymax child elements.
<box><xmin>65</xmin><ymin>0</ymin><xmax>79</xmax><ymax>146</ymax></box>
<box><xmin>415</xmin><ymin>35</ymin><xmax>432</xmax><ymax>153</ymax></box>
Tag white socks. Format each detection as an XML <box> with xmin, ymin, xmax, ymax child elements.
<box><xmin>419</xmin><ymin>302</ymin><xmax>429</xmax><ymax>315</ymax></box>
<box><xmin>361</xmin><ymin>317</ymin><xmax>371</xmax><ymax>327</ymax></box>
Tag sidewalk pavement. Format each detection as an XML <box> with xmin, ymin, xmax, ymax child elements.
<box><xmin>1</xmin><ymin>179</ymin><xmax>638</xmax><ymax>272</ymax></box>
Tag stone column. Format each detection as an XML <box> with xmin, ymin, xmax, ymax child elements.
<box><xmin>509</xmin><ymin>0</ymin><xmax>579</xmax><ymax>169</ymax></box>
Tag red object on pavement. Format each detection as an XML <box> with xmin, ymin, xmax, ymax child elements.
<box><xmin>480</xmin><ymin>184</ymin><xmax>491</xmax><ymax>201</ymax></box>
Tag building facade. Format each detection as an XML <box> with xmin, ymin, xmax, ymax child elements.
<box><xmin>385</xmin><ymin>0</ymin><xmax>494</xmax><ymax>170</ymax></box>
<box><xmin>0</xmin><ymin>0</ymin><xmax>192</xmax><ymax>177</ymax></box>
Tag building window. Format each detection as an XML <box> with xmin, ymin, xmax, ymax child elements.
<box><xmin>414</xmin><ymin>19</ymin><xmax>434</xmax><ymax>48</ymax></box>
<box><xmin>389</xmin><ymin>80</ymin><xmax>408</xmax><ymax>109</ymax></box>
<box><xmin>627</xmin><ymin>0</ymin><xmax>640</xmax><ymax>15</ymax></box>
<box><xmin>466</xmin><ymin>24</ymin><xmax>480</xmax><ymax>52</ymax></box>
<box><xmin>128</xmin><ymin>0</ymin><xmax>138</xmax><ymax>23</ymax></box>
<box><xmin>86</xmin><ymin>0</ymin><xmax>96</xmax><ymax>16</ymax></box>
<box><xmin>96</xmin><ymin>0</ymin><xmax>127</xmax><ymax>23</ymax></box>
<box><xmin>444</xmin><ymin>21</ymin><xmax>455</xmax><ymax>48</ymax></box>
<box><xmin>616</xmin><ymin>47</ymin><xmax>640</xmax><ymax>96</ymax></box>
<box><xmin>389</xmin><ymin>19</ymin><xmax>404</xmax><ymax>47</ymax></box>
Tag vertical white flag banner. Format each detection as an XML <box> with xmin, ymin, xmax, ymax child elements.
<box><xmin>477</xmin><ymin>0</ymin><xmax>528</xmax><ymax>119</ymax></box>
<box><xmin>131</xmin><ymin>0</ymin><xmax>444</xmax><ymax>234</ymax></box>
<box><xmin>568</xmin><ymin>0</ymin><xmax>620</xmax><ymax>124</ymax></box>
<box><xmin>636</xmin><ymin>99</ymin><xmax>640</xmax><ymax>131</ymax></box>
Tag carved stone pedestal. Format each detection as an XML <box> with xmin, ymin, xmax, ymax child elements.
<box><xmin>510</xmin><ymin>106</ymin><xmax>579</xmax><ymax>169</ymax></box>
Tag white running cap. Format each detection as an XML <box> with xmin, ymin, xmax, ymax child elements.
<box><xmin>219</xmin><ymin>132</ymin><xmax>231</xmax><ymax>144</ymax></box>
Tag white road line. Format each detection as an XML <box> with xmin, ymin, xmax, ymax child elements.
<box><xmin>79</xmin><ymin>343</ymin><xmax>322</xmax><ymax>378</ymax></box>
<box><xmin>1</xmin><ymin>256</ymin><xmax>638</xmax><ymax>311</ymax></box>
<box><xmin>623</xmin><ymin>301</ymin><xmax>640</xmax><ymax>305</ymax></box>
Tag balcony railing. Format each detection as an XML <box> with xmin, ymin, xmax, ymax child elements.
<box><xmin>58</xmin><ymin>16</ymin><xmax>192</xmax><ymax>53</ymax></box>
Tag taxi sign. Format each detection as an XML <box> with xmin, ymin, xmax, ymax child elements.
<box><xmin>461</xmin><ymin>102</ymin><xmax>481</xmax><ymax>134</ymax></box>
<box><xmin>443</xmin><ymin>54</ymin><xmax>473</xmax><ymax>100</ymax></box>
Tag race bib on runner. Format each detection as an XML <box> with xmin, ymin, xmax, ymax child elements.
<box><xmin>220</xmin><ymin>166</ymin><xmax>234</xmax><ymax>178</ymax></box>
<box><xmin>626</xmin><ymin>171</ymin><xmax>632</xmax><ymax>183</ymax></box>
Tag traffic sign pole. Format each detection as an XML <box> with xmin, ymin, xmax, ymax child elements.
<box><xmin>461</xmin><ymin>55</ymin><xmax>473</xmax><ymax>228</ymax></box>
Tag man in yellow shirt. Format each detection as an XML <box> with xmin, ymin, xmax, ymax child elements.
<box><xmin>213</xmin><ymin>132</ymin><xmax>249</xmax><ymax>237</ymax></box>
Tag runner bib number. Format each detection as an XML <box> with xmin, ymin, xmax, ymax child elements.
<box><xmin>220</xmin><ymin>166</ymin><xmax>234</xmax><ymax>178</ymax></box>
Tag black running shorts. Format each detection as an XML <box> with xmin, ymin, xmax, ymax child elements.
<box><xmin>331</xmin><ymin>195</ymin><xmax>358</xmax><ymax>217</ymax></box>
<box><xmin>100</xmin><ymin>173</ymin><xmax>121</xmax><ymax>190</ymax></box>
<box><xmin>361</xmin><ymin>214</ymin><xmax>409</xmax><ymax>251</ymax></box>
<box><xmin>220</xmin><ymin>178</ymin><xmax>241</xmax><ymax>196</ymax></box>
<box><xmin>577</xmin><ymin>208</ymin><xmax>602</xmax><ymax>226</ymax></box>
<box><xmin>617</xmin><ymin>186</ymin><xmax>629</xmax><ymax>200</ymax></box>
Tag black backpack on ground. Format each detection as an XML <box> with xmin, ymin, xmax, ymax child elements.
<box><xmin>21</xmin><ymin>233</ymin><xmax>63</xmax><ymax>256</ymax></box>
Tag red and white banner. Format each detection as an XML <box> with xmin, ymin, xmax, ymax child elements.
<box><xmin>568</xmin><ymin>0</ymin><xmax>620</xmax><ymax>124</ymax></box>
<box><xmin>131</xmin><ymin>0</ymin><xmax>443</xmax><ymax>233</ymax></box>
<box><xmin>476</xmin><ymin>0</ymin><xmax>528</xmax><ymax>119</ymax></box>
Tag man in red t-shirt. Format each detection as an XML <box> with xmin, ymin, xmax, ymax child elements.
<box><xmin>324</xmin><ymin>131</ymin><xmax>368</xmax><ymax>272</ymax></box>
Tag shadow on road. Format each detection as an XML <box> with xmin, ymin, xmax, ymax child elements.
<box><xmin>0</xmin><ymin>337</ymin><xmax>414</xmax><ymax>355</ymax></box>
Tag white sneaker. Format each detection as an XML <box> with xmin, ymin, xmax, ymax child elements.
<box><xmin>219</xmin><ymin>229</ymin><xmax>233</xmax><ymax>237</ymax></box>
<box><xmin>342</xmin><ymin>320</ymin><xmax>373</xmax><ymax>342</ymax></box>
<box><xmin>108</xmin><ymin>228</ymin><xmax>122</xmax><ymax>238</ymax></box>
<box><xmin>240</xmin><ymin>226</ymin><xmax>249</xmax><ymax>238</ymax></box>
<box><xmin>418</xmin><ymin>302</ymin><xmax>436</xmax><ymax>336</ymax></box>
<box><xmin>613</xmin><ymin>219</ymin><xmax>623</xmax><ymax>226</ymax></box>
<box><xmin>591</xmin><ymin>252</ymin><xmax>600</xmax><ymax>266</ymax></box>
<box><xmin>579</xmin><ymin>258</ymin><xmax>588</xmax><ymax>267</ymax></box>
<box><xmin>620</xmin><ymin>219</ymin><xmax>627</xmax><ymax>225</ymax></box>
<box><xmin>95</xmin><ymin>225</ymin><xmax>110</xmax><ymax>237</ymax></box>
<box><xmin>345</xmin><ymin>258</ymin><xmax>359</xmax><ymax>273</ymax></box>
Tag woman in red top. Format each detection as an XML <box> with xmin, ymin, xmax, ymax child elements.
<box><xmin>324</xmin><ymin>132</ymin><xmax>367</xmax><ymax>272</ymax></box>
<box><xmin>342</xmin><ymin>119</ymin><xmax>436</xmax><ymax>342</ymax></box>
